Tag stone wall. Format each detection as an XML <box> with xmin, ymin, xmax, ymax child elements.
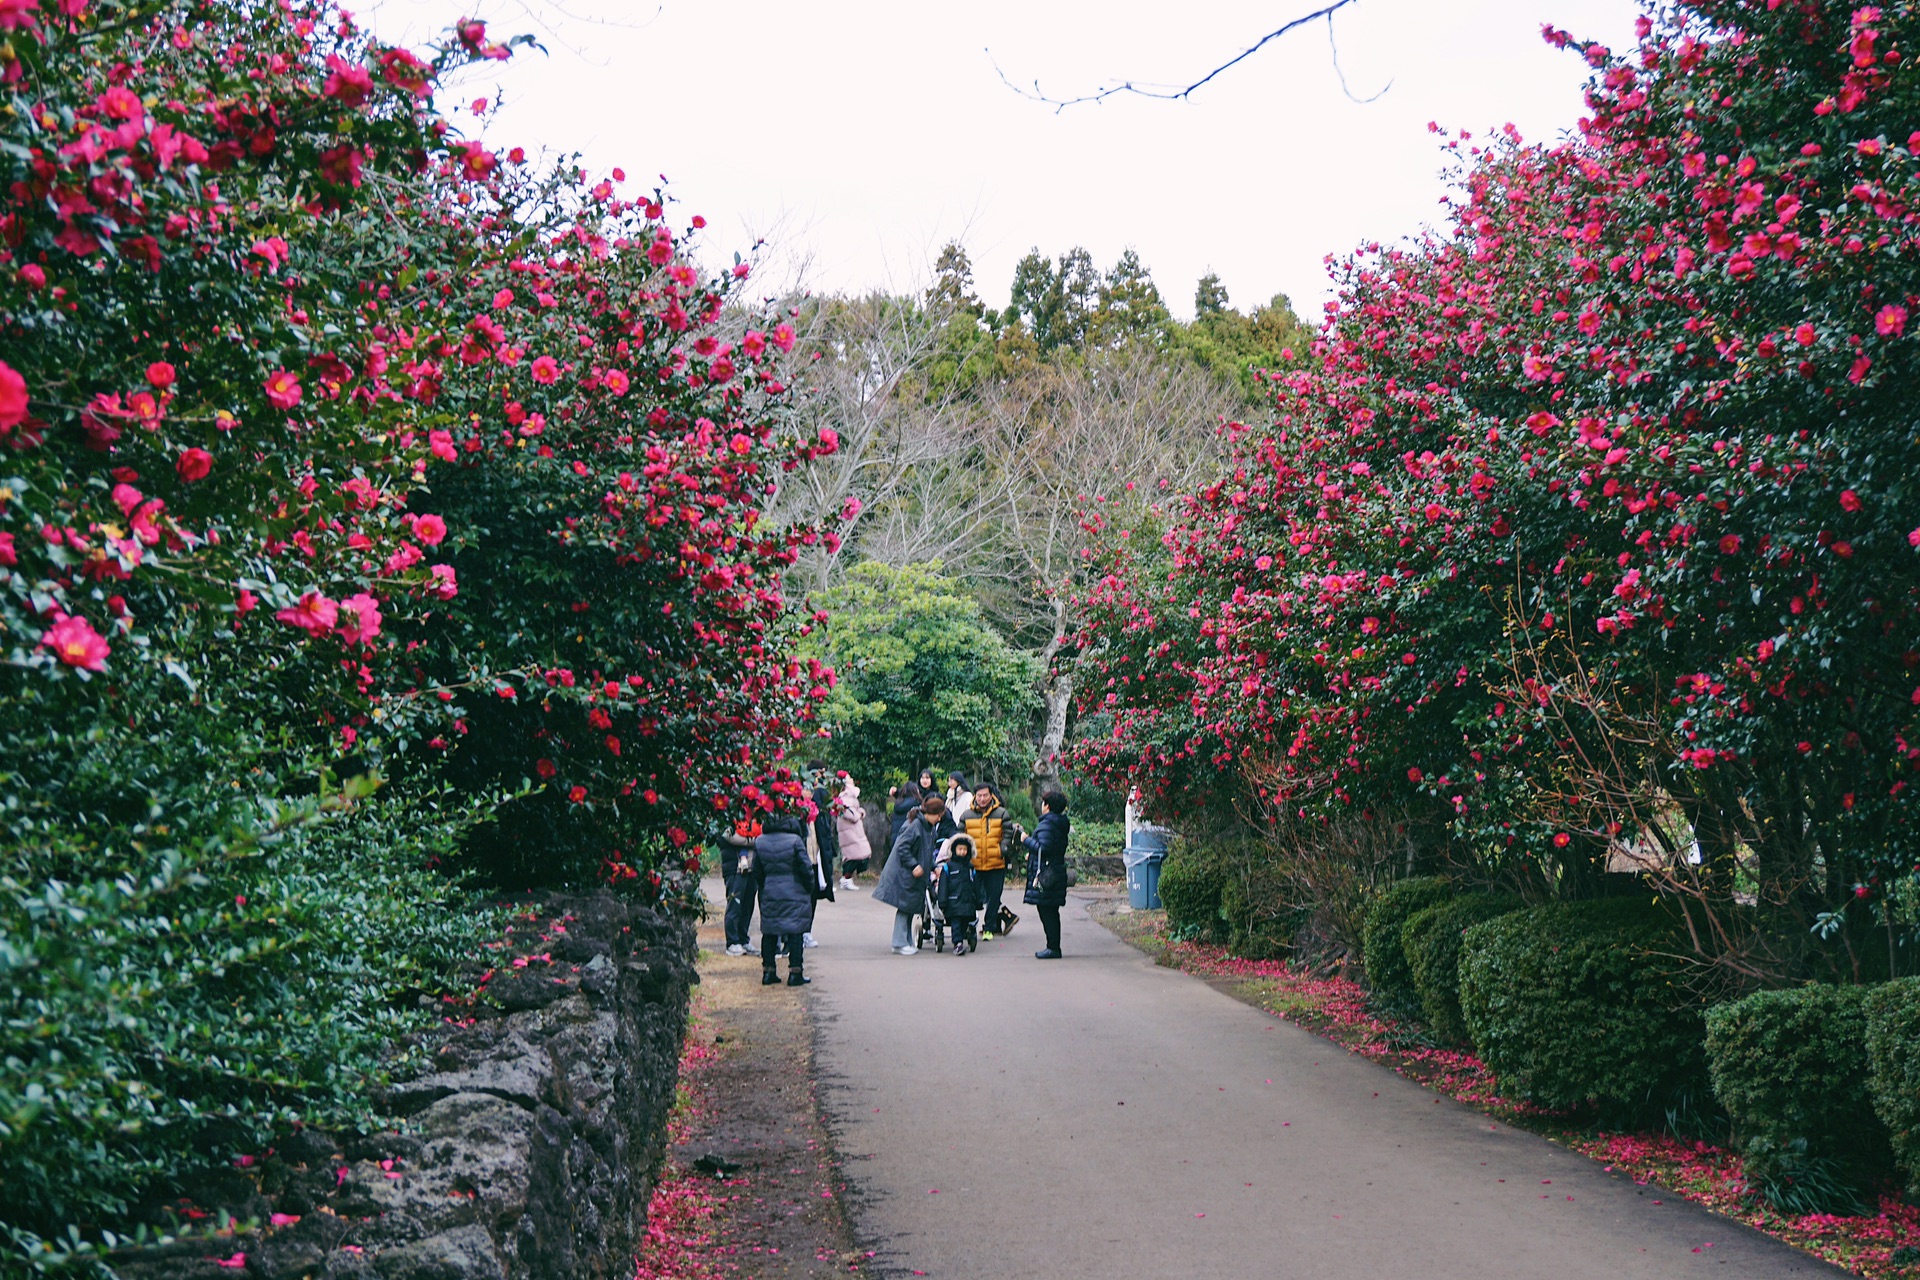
<box><xmin>115</xmin><ymin>893</ymin><xmax>694</xmax><ymax>1280</ymax></box>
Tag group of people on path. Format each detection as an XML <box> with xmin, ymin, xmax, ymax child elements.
<box><xmin>717</xmin><ymin>766</ymin><xmax>1073</xmax><ymax>987</ymax></box>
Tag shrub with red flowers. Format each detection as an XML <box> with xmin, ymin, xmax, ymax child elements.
<box><xmin>0</xmin><ymin>1</ymin><xmax>829</xmax><ymax>1269</ymax></box>
<box><xmin>1070</xmin><ymin>0</ymin><xmax>1919</xmax><ymax>984</ymax></box>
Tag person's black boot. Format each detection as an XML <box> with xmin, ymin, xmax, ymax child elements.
<box><xmin>787</xmin><ymin>967</ymin><xmax>811</xmax><ymax>986</ymax></box>
<box><xmin>761</xmin><ymin>967</ymin><xmax>781</xmax><ymax>985</ymax></box>
<box><xmin>1034</xmin><ymin>948</ymin><xmax>1061</xmax><ymax>960</ymax></box>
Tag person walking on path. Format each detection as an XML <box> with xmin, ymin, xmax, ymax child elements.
<box><xmin>718</xmin><ymin>819</ymin><xmax>760</xmax><ymax>956</ymax></box>
<box><xmin>962</xmin><ymin>783</ymin><xmax>1016</xmax><ymax>940</ymax></box>
<box><xmin>1021</xmin><ymin>790</ymin><xmax>1072</xmax><ymax>959</ymax></box>
<box><xmin>833</xmin><ymin>775</ymin><xmax>872</xmax><ymax>889</ymax></box>
<box><xmin>874</xmin><ymin>793</ymin><xmax>955</xmax><ymax>954</ymax></box>
<box><xmin>802</xmin><ymin>778</ymin><xmax>838</xmax><ymax>949</ymax></box>
<box><xmin>934</xmin><ymin>835</ymin><xmax>983</xmax><ymax>954</ymax></box>
<box><xmin>754</xmin><ymin>811</ymin><xmax>816</xmax><ymax>986</ymax></box>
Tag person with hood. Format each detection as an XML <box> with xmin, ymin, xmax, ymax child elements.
<box><xmin>1021</xmin><ymin>790</ymin><xmax>1073</xmax><ymax>959</ymax></box>
<box><xmin>801</xmin><ymin>776</ymin><xmax>837</xmax><ymax>950</ymax></box>
<box><xmin>754</xmin><ymin>810</ymin><xmax>816</xmax><ymax>985</ymax></box>
<box><xmin>873</xmin><ymin>793</ymin><xmax>955</xmax><ymax>955</ymax></box>
<box><xmin>833</xmin><ymin>774</ymin><xmax>873</xmax><ymax>888</ymax></box>
<box><xmin>934</xmin><ymin>834</ymin><xmax>983</xmax><ymax>954</ymax></box>
<box><xmin>962</xmin><ymin>783</ymin><xmax>1017</xmax><ymax>940</ymax></box>
<box><xmin>717</xmin><ymin>818</ymin><xmax>760</xmax><ymax>957</ymax></box>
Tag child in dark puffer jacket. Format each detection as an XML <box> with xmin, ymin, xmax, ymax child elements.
<box><xmin>934</xmin><ymin>835</ymin><xmax>982</xmax><ymax>955</ymax></box>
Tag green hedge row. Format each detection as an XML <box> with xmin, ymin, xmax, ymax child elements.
<box><xmin>1403</xmin><ymin>893</ymin><xmax>1525</xmax><ymax>1045</ymax></box>
<box><xmin>1359</xmin><ymin>877</ymin><xmax>1452</xmax><ymax>1023</ymax></box>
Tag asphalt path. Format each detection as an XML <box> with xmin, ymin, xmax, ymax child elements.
<box><xmin>795</xmin><ymin>882</ymin><xmax>1845</xmax><ymax>1280</ymax></box>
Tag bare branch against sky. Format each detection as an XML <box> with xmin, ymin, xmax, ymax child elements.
<box><xmin>989</xmin><ymin>0</ymin><xmax>1386</xmax><ymax>112</ymax></box>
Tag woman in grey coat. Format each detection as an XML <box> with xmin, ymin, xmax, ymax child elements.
<box><xmin>872</xmin><ymin>794</ymin><xmax>955</xmax><ymax>954</ymax></box>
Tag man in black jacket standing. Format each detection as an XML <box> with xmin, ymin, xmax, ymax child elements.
<box><xmin>1022</xmin><ymin>790</ymin><xmax>1072</xmax><ymax>959</ymax></box>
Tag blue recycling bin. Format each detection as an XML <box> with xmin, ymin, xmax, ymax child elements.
<box><xmin>1124</xmin><ymin>827</ymin><xmax>1170</xmax><ymax>909</ymax></box>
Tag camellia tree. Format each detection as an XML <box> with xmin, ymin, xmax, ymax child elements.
<box><xmin>1070</xmin><ymin>0</ymin><xmax>1919</xmax><ymax>984</ymax></box>
<box><xmin>0</xmin><ymin>0</ymin><xmax>834</xmax><ymax>1266</ymax></box>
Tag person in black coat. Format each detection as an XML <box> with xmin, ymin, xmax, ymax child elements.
<box><xmin>874</xmin><ymin>794</ymin><xmax>957</xmax><ymax>954</ymax></box>
<box><xmin>717</xmin><ymin>823</ymin><xmax>758</xmax><ymax>956</ymax></box>
<box><xmin>886</xmin><ymin>779</ymin><xmax>922</xmax><ymax>852</ymax></box>
<box><xmin>936</xmin><ymin>836</ymin><xmax>983</xmax><ymax>954</ymax></box>
<box><xmin>1021</xmin><ymin>791</ymin><xmax>1072</xmax><ymax>959</ymax></box>
<box><xmin>754</xmin><ymin>812</ymin><xmax>815</xmax><ymax>986</ymax></box>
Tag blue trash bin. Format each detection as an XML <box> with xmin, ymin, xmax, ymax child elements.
<box><xmin>1124</xmin><ymin>827</ymin><xmax>1171</xmax><ymax>909</ymax></box>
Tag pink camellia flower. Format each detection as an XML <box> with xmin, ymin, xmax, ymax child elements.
<box><xmin>1877</xmin><ymin>304</ymin><xmax>1909</xmax><ymax>336</ymax></box>
<box><xmin>0</xmin><ymin>531</ymin><xmax>13</xmax><ymax>566</ymax></box>
<box><xmin>602</xmin><ymin>369</ymin><xmax>630</xmax><ymax>396</ymax></box>
<box><xmin>264</xmin><ymin>369</ymin><xmax>302</xmax><ymax>410</ymax></box>
<box><xmin>1793</xmin><ymin>322</ymin><xmax>1817</xmax><ymax>345</ymax></box>
<box><xmin>770</xmin><ymin>323</ymin><xmax>796</xmax><ymax>353</ymax></box>
<box><xmin>411</xmin><ymin>513</ymin><xmax>448</xmax><ymax>546</ymax></box>
<box><xmin>335</xmin><ymin>592</ymin><xmax>382</xmax><ymax>645</ymax></box>
<box><xmin>728</xmin><ymin>433</ymin><xmax>752</xmax><ymax>455</ymax></box>
<box><xmin>0</xmin><ymin>359</ymin><xmax>27</xmax><ymax>429</ymax></box>
<box><xmin>428</xmin><ymin>563</ymin><xmax>458</xmax><ymax>600</ymax></box>
<box><xmin>323</xmin><ymin>54</ymin><xmax>372</xmax><ymax>106</ymax></box>
<box><xmin>1840</xmin><ymin>489</ymin><xmax>1863</xmax><ymax>512</ymax></box>
<box><xmin>275</xmin><ymin>590</ymin><xmax>338</xmax><ymax>636</ymax></box>
<box><xmin>42</xmin><ymin>613</ymin><xmax>110</xmax><ymax>670</ymax></box>
<box><xmin>146</xmin><ymin>361</ymin><xmax>177</xmax><ymax>389</ymax></box>
<box><xmin>741</xmin><ymin>330</ymin><xmax>767</xmax><ymax>358</ymax></box>
<box><xmin>0</xmin><ymin>0</ymin><xmax>40</xmax><ymax>34</ymax></box>
<box><xmin>19</xmin><ymin>263</ymin><xmax>44</xmax><ymax>289</ymax></box>
<box><xmin>1909</xmin><ymin>527</ymin><xmax>1920</xmax><ymax>547</ymax></box>
<box><xmin>529</xmin><ymin>355</ymin><xmax>560</xmax><ymax>384</ymax></box>
<box><xmin>429</xmin><ymin>429</ymin><xmax>456</xmax><ymax>461</ymax></box>
<box><xmin>838</xmin><ymin>495</ymin><xmax>863</xmax><ymax>521</ymax></box>
<box><xmin>176</xmin><ymin>448</ymin><xmax>212</xmax><ymax>482</ymax></box>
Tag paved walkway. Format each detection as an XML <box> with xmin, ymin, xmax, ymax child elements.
<box><xmin>797</xmin><ymin>883</ymin><xmax>1843</xmax><ymax>1280</ymax></box>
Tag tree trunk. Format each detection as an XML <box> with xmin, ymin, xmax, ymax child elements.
<box><xmin>1030</xmin><ymin>602</ymin><xmax>1073</xmax><ymax>812</ymax></box>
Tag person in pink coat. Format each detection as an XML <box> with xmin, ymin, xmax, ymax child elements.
<box><xmin>832</xmin><ymin>774</ymin><xmax>874</xmax><ymax>889</ymax></box>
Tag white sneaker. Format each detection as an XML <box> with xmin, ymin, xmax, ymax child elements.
<box><xmin>892</xmin><ymin>945</ymin><xmax>918</xmax><ymax>956</ymax></box>
<box><xmin>803</xmin><ymin>933</ymin><xmax>818</xmax><ymax>949</ymax></box>
<box><xmin>724</xmin><ymin>944</ymin><xmax>747</xmax><ymax>957</ymax></box>
<box><xmin>839</xmin><ymin>878</ymin><xmax>855</xmax><ymax>890</ymax></box>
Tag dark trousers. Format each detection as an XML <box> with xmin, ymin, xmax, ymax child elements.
<box><xmin>977</xmin><ymin>868</ymin><xmax>1006</xmax><ymax>932</ymax></box>
<box><xmin>762</xmin><ymin>932</ymin><xmax>803</xmax><ymax>972</ymax></box>
<box><xmin>1039</xmin><ymin>905</ymin><xmax>1062</xmax><ymax>952</ymax></box>
<box><xmin>950</xmin><ymin>913</ymin><xmax>977</xmax><ymax>950</ymax></box>
<box><xmin>723</xmin><ymin>869</ymin><xmax>756</xmax><ymax>947</ymax></box>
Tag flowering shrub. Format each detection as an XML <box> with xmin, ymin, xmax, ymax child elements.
<box><xmin>1068</xmin><ymin>0</ymin><xmax>1919</xmax><ymax>979</ymax></box>
<box><xmin>0</xmin><ymin>0</ymin><xmax>829</xmax><ymax>1267</ymax></box>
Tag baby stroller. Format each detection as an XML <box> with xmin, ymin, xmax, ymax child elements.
<box><xmin>917</xmin><ymin>869</ymin><xmax>951</xmax><ymax>953</ymax></box>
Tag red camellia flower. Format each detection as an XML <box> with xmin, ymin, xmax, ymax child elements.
<box><xmin>1839</xmin><ymin>489</ymin><xmax>1862</xmax><ymax>512</ymax></box>
<box><xmin>322</xmin><ymin>54</ymin><xmax>372</xmax><ymax>106</ymax></box>
<box><xmin>568</xmin><ymin>785</ymin><xmax>588</xmax><ymax>804</ymax></box>
<box><xmin>0</xmin><ymin>531</ymin><xmax>15</xmax><ymax>567</ymax></box>
<box><xmin>146</xmin><ymin>362</ymin><xmax>177</xmax><ymax>390</ymax></box>
<box><xmin>535</xmin><ymin>758</ymin><xmax>557</xmax><ymax>779</ymax></box>
<box><xmin>530</xmin><ymin>355</ymin><xmax>560</xmax><ymax>384</ymax></box>
<box><xmin>42</xmin><ymin>613</ymin><xmax>110</xmax><ymax>670</ymax></box>
<box><xmin>1876</xmin><ymin>304</ymin><xmax>1908</xmax><ymax>336</ymax></box>
<box><xmin>176</xmin><ymin>447</ymin><xmax>212</xmax><ymax>482</ymax></box>
<box><xmin>274</xmin><ymin>590</ymin><xmax>338</xmax><ymax>636</ymax></box>
<box><xmin>1718</xmin><ymin>533</ymin><xmax>1741</xmax><ymax>555</ymax></box>
<box><xmin>335</xmin><ymin>592</ymin><xmax>382</xmax><ymax>646</ymax></box>
<box><xmin>264</xmin><ymin>370</ymin><xmax>302</xmax><ymax>410</ymax></box>
<box><xmin>0</xmin><ymin>359</ymin><xmax>28</xmax><ymax>429</ymax></box>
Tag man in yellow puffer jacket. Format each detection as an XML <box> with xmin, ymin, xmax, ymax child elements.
<box><xmin>963</xmin><ymin>784</ymin><xmax>1019</xmax><ymax>939</ymax></box>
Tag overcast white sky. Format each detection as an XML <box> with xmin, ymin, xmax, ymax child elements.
<box><xmin>359</xmin><ymin>0</ymin><xmax>1647</xmax><ymax>321</ymax></box>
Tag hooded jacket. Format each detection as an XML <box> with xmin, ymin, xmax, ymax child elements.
<box><xmin>753</xmin><ymin>813</ymin><xmax>815</xmax><ymax>935</ymax></box>
<box><xmin>936</xmin><ymin>853</ymin><xmax>982</xmax><ymax>918</ymax></box>
<box><xmin>873</xmin><ymin>809</ymin><xmax>956</xmax><ymax>913</ymax></box>
<box><xmin>833</xmin><ymin>780</ymin><xmax>873</xmax><ymax>862</ymax></box>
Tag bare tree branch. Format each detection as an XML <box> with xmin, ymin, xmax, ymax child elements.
<box><xmin>988</xmin><ymin>0</ymin><xmax>1385</xmax><ymax>113</ymax></box>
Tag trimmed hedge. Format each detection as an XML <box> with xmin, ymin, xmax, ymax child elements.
<box><xmin>1705</xmin><ymin>985</ymin><xmax>1887</xmax><ymax>1202</ymax></box>
<box><xmin>1458</xmin><ymin>898</ymin><xmax>1703</xmax><ymax>1118</ymax></box>
<box><xmin>1403</xmin><ymin>893</ymin><xmax>1525</xmax><ymax>1045</ymax></box>
<box><xmin>1360</xmin><ymin>877</ymin><xmax>1453</xmax><ymax>1022</ymax></box>
<box><xmin>1866</xmin><ymin>978</ymin><xmax>1920</xmax><ymax>1198</ymax></box>
<box><xmin>1159</xmin><ymin>841</ymin><xmax>1229</xmax><ymax>943</ymax></box>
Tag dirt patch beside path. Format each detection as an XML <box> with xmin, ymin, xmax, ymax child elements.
<box><xmin>654</xmin><ymin>902</ymin><xmax>864</xmax><ymax>1279</ymax></box>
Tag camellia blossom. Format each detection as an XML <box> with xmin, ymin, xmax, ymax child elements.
<box><xmin>411</xmin><ymin>513</ymin><xmax>448</xmax><ymax>546</ymax></box>
<box><xmin>146</xmin><ymin>361</ymin><xmax>177</xmax><ymax>389</ymax></box>
<box><xmin>0</xmin><ymin>359</ymin><xmax>27</xmax><ymax>428</ymax></box>
<box><xmin>1876</xmin><ymin>304</ymin><xmax>1908</xmax><ymax>336</ymax></box>
<box><xmin>264</xmin><ymin>370</ymin><xmax>302</xmax><ymax>410</ymax></box>
<box><xmin>274</xmin><ymin>590</ymin><xmax>338</xmax><ymax>636</ymax></box>
<box><xmin>42</xmin><ymin>613</ymin><xmax>110</xmax><ymax>670</ymax></box>
<box><xmin>176</xmin><ymin>447</ymin><xmax>212</xmax><ymax>482</ymax></box>
<box><xmin>335</xmin><ymin>592</ymin><xmax>382</xmax><ymax>646</ymax></box>
<box><xmin>428</xmin><ymin>563</ymin><xmax>458</xmax><ymax>600</ymax></box>
<box><xmin>529</xmin><ymin>355</ymin><xmax>560</xmax><ymax>384</ymax></box>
